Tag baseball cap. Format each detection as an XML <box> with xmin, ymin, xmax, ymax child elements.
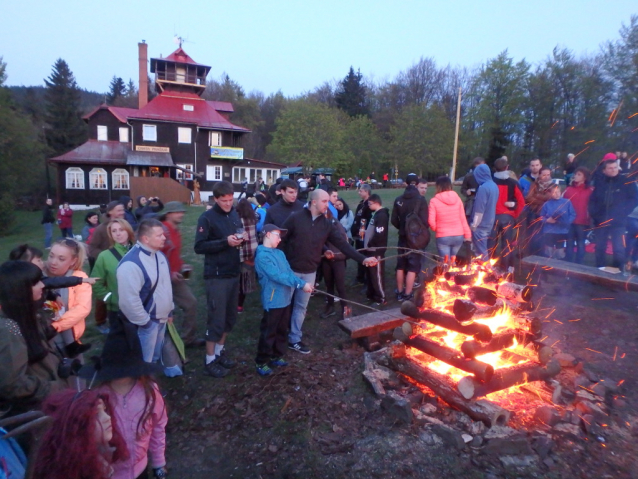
<box><xmin>263</xmin><ymin>224</ymin><xmax>288</xmax><ymax>237</ymax></box>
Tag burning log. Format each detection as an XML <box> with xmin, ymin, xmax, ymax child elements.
<box><xmin>385</xmin><ymin>343</ymin><xmax>511</xmax><ymax>426</ymax></box>
<box><xmin>467</xmin><ymin>286</ymin><xmax>498</xmax><ymax>306</ymax></box>
<box><xmin>453</xmin><ymin>299</ymin><xmax>478</xmax><ymax>323</ymax></box>
<box><xmin>443</xmin><ymin>271</ymin><xmax>478</xmax><ymax>285</ymax></box>
<box><xmin>394</xmin><ymin>327</ymin><xmax>494</xmax><ymax>382</ymax></box>
<box><xmin>457</xmin><ymin>360</ymin><xmax>561</xmax><ymax>400</ymax></box>
<box><xmin>401</xmin><ymin>301</ymin><xmax>493</xmax><ymax>343</ymax></box>
<box><xmin>497</xmin><ymin>282</ymin><xmax>534</xmax><ymax>303</ymax></box>
<box><xmin>461</xmin><ymin>330</ymin><xmax>553</xmax><ymax>365</ymax></box>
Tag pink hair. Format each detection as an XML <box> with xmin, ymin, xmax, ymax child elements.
<box><xmin>33</xmin><ymin>389</ymin><xmax>129</xmax><ymax>479</ymax></box>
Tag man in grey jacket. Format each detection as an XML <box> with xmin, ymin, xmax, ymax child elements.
<box><xmin>117</xmin><ymin>218</ymin><xmax>174</xmax><ymax>363</ymax></box>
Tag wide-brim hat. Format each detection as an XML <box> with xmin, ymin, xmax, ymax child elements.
<box><xmin>162</xmin><ymin>201</ymin><xmax>187</xmax><ymax>214</ymax></box>
<box><xmin>79</xmin><ymin>332</ymin><xmax>162</xmax><ymax>383</ymax></box>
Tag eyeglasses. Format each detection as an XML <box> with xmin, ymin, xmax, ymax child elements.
<box><xmin>269</xmin><ymin>232</ymin><xmax>281</xmax><ymax>237</ymax></box>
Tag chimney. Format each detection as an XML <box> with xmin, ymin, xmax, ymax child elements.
<box><xmin>138</xmin><ymin>41</ymin><xmax>148</xmax><ymax>109</ymax></box>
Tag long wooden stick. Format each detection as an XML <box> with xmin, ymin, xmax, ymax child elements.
<box><xmin>451</xmin><ymin>86</ymin><xmax>462</xmax><ymax>182</ymax></box>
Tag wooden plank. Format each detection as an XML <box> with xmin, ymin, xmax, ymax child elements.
<box><xmin>521</xmin><ymin>255</ymin><xmax>638</xmax><ymax>292</ymax></box>
<box><xmin>338</xmin><ymin>308</ymin><xmax>406</xmax><ymax>339</ymax></box>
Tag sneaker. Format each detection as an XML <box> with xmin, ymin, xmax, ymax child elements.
<box><xmin>288</xmin><ymin>341</ymin><xmax>311</xmax><ymax>354</ymax></box>
<box><xmin>96</xmin><ymin>324</ymin><xmax>110</xmax><ymax>335</ymax></box>
<box><xmin>395</xmin><ymin>289</ymin><xmax>405</xmax><ymax>301</ymax></box>
<box><xmin>255</xmin><ymin>363</ymin><xmax>273</xmax><ymax>376</ymax></box>
<box><xmin>401</xmin><ymin>292</ymin><xmax>414</xmax><ymax>302</ymax></box>
<box><xmin>372</xmin><ymin>300</ymin><xmax>387</xmax><ymax>307</ymax></box>
<box><xmin>320</xmin><ymin>306</ymin><xmax>336</xmax><ymax>319</ymax></box>
<box><xmin>204</xmin><ymin>358</ymin><xmax>229</xmax><ymax>378</ymax></box>
<box><xmin>216</xmin><ymin>349</ymin><xmax>236</xmax><ymax>369</ymax></box>
<box><xmin>412</xmin><ymin>282</ymin><xmax>422</xmax><ymax>289</ymax></box>
<box><xmin>269</xmin><ymin>357</ymin><xmax>288</xmax><ymax>368</ymax></box>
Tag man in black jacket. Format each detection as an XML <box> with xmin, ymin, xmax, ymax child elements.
<box><xmin>42</xmin><ymin>198</ymin><xmax>55</xmax><ymax>249</ymax></box>
<box><xmin>282</xmin><ymin>189</ymin><xmax>378</xmax><ymax>354</ymax></box>
<box><xmin>194</xmin><ymin>181</ymin><xmax>243</xmax><ymax>378</ymax></box>
<box><xmin>588</xmin><ymin>159</ymin><xmax>638</xmax><ymax>269</ymax></box>
<box><xmin>265</xmin><ymin>179</ymin><xmax>305</xmax><ymax>227</ymax></box>
<box><xmin>351</xmin><ymin>184</ymin><xmax>372</xmax><ymax>284</ymax></box>
<box><xmin>461</xmin><ymin>157</ymin><xmax>485</xmax><ymax>222</ymax></box>
<box><xmin>391</xmin><ymin>173</ymin><xmax>429</xmax><ymax>302</ymax></box>
<box><xmin>363</xmin><ymin>194</ymin><xmax>389</xmax><ymax>305</ymax></box>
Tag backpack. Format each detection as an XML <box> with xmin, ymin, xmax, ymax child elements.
<box><xmin>405</xmin><ymin>199</ymin><xmax>430</xmax><ymax>250</ymax></box>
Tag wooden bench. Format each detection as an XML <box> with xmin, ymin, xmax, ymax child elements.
<box><xmin>521</xmin><ymin>255</ymin><xmax>638</xmax><ymax>292</ymax></box>
<box><xmin>338</xmin><ymin>308</ymin><xmax>407</xmax><ymax>350</ymax></box>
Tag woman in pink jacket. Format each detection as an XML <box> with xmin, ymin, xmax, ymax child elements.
<box><xmin>81</xmin><ymin>333</ymin><xmax>168</xmax><ymax>479</ymax></box>
<box><xmin>428</xmin><ymin>176</ymin><xmax>472</xmax><ymax>265</ymax></box>
<box><xmin>45</xmin><ymin>238</ymin><xmax>92</xmax><ymax>352</ymax></box>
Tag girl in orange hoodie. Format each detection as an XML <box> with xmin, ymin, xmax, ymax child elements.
<box><xmin>428</xmin><ymin>176</ymin><xmax>472</xmax><ymax>265</ymax></box>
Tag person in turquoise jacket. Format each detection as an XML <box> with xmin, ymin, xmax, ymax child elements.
<box><xmin>539</xmin><ymin>184</ymin><xmax>576</xmax><ymax>258</ymax></box>
<box><xmin>254</xmin><ymin>224</ymin><xmax>313</xmax><ymax>376</ymax></box>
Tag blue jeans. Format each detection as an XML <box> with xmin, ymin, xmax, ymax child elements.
<box><xmin>138</xmin><ymin>320</ymin><xmax>167</xmax><ymax>363</ymax></box>
<box><xmin>472</xmin><ymin>227</ymin><xmax>491</xmax><ymax>261</ymax></box>
<box><xmin>565</xmin><ymin>224</ymin><xmax>587</xmax><ymax>264</ymax></box>
<box><xmin>435</xmin><ymin>236</ymin><xmax>464</xmax><ymax>258</ymax></box>
<box><xmin>595</xmin><ymin>225</ymin><xmax>626</xmax><ymax>268</ymax></box>
<box><xmin>289</xmin><ymin>271</ymin><xmax>316</xmax><ymax>344</ymax></box>
<box><xmin>44</xmin><ymin>223</ymin><xmax>53</xmax><ymax>248</ymax></box>
<box><xmin>626</xmin><ymin>218</ymin><xmax>638</xmax><ymax>263</ymax></box>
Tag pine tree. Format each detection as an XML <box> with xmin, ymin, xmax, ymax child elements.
<box><xmin>335</xmin><ymin>67</ymin><xmax>369</xmax><ymax>117</ymax></box>
<box><xmin>44</xmin><ymin>59</ymin><xmax>87</xmax><ymax>155</ymax></box>
<box><xmin>107</xmin><ymin>76</ymin><xmax>126</xmax><ymax>104</ymax></box>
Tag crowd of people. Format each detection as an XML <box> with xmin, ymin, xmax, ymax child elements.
<box><xmin>1</xmin><ymin>150</ymin><xmax>636</xmax><ymax>477</ymax></box>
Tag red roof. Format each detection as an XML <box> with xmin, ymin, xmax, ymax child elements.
<box><xmin>128</xmin><ymin>92</ymin><xmax>249</xmax><ymax>132</ymax></box>
<box><xmin>82</xmin><ymin>95</ymin><xmax>245</xmax><ymax>131</ymax></box>
<box><xmin>163</xmin><ymin>47</ymin><xmax>208</xmax><ymax>67</ymax></box>
<box><xmin>49</xmin><ymin>140</ymin><xmax>128</xmax><ymax>165</ymax></box>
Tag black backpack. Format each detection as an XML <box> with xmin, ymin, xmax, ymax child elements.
<box><xmin>405</xmin><ymin>199</ymin><xmax>430</xmax><ymax>250</ymax></box>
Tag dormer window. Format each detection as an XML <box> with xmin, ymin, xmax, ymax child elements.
<box><xmin>97</xmin><ymin>125</ymin><xmax>107</xmax><ymax>141</ymax></box>
<box><xmin>183</xmin><ymin>104</ymin><xmax>194</xmax><ymax>111</ymax></box>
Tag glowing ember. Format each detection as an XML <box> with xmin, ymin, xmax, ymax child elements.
<box><xmin>405</xmin><ymin>260</ymin><xmax>551</xmax><ymax>395</ymax></box>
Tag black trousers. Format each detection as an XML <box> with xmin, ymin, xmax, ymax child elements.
<box><xmin>354</xmin><ymin>239</ymin><xmax>366</xmax><ymax>283</ymax></box>
<box><xmin>321</xmin><ymin>258</ymin><xmax>347</xmax><ymax>307</ymax></box>
<box><xmin>365</xmin><ymin>254</ymin><xmax>385</xmax><ymax>302</ymax></box>
<box><xmin>255</xmin><ymin>304</ymin><xmax>291</xmax><ymax>364</ymax></box>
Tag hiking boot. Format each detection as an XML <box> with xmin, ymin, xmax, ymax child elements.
<box><xmin>204</xmin><ymin>358</ymin><xmax>229</xmax><ymax>378</ymax></box>
<box><xmin>255</xmin><ymin>363</ymin><xmax>273</xmax><ymax>376</ymax></box>
<box><xmin>320</xmin><ymin>305</ymin><xmax>336</xmax><ymax>319</ymax></box>
<box><xmin>217</xmin><ymin>349</ymin><xmax>236</xmax><ymax>369</ymax></box>
<box><xmin>269</xmin><ymin>357</ymin><xmax>288</xmax><ymax>368</ymax></box>
<box><xmin>288</xmin><ymin>341</ymin><xmax>311</xmax><ymax>354</ymax></box>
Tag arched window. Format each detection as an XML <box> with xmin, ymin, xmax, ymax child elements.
<box><xmin>112</xmin><ymin>168</ymin><xmax>130</xmax><ymax>190</ymax></box>
<box><xmin>89</xmin><ymin>168</ymin><xmax>108</xmax><ymax>190</ymax></box>
<box><xmin>65</xmin><ymin>167</ymin><xmax>84</xmax><ymax>189</ymax></box>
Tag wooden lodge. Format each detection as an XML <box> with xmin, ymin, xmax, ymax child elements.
<box><xmin>49</xmin><ymin>42</ymin><xmax>283</xmax><ymax>207</ymax></box>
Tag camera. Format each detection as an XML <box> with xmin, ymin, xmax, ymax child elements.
<box><xmin>58</xmin><ymin>357</ymin><xmax>82</xmax><ymax>379</ymax></box>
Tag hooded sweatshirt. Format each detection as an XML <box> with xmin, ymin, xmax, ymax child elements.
<box><xmin>118</xmin><ymin>195</ymin><xmax>138</xmax><ymax>230</ymax></box>
<box><xmin>471</xmin><ymin>164</ymin><xmax>498</xmax><ymax>230</ymax></box>
<box><xmin>429</xmin><ymin>190</ymin><xmax>472</xmax><ymax>240</ymax></box>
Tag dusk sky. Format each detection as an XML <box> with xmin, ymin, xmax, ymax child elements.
<box><xmin>2</xmin><ymin>1</ymin><xmax>636</xmax><ymax>96</ymax></box>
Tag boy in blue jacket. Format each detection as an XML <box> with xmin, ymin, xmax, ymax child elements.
<box><xmin>254</xmin><ymin>224</ymin><xmax>313</xmax><ymax>376</ymax></box>
<box><xmin>540</xmin><ymin>184</ymin><xmax>576</xmax><ymax>258</ymax></box>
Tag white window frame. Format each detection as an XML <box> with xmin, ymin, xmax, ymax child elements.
<box><xmin>178</xmin><ymin>127</ymin><xmax>192</xmax><ymax>144</ymax></box>
<box><xmin>209</xmin><ymin>131</ymin><xmax>222</xmax><ymax>147</ymax></box>
<box><xmin>65</xmin><ymin>167</ymin><xmax>84</xmax><ymax>189</ymax></box>
<box><xmin>232</xmin><ymin>167</ymin><xmax>247</xmax><ymax>184</ymax></box>
<box><xmin>176</xmin><ymin>164</ymin><xmax>194</xmax><ymax>180</ymax></box>
<box><xmin>89</xmin><ymin>168</ymin><xmax>108</xmax><ymax>190</ymax></box>
<box><xmin>207</xmin><ymin>165</ymin><xmax>222</xmax><ymax>181</ymax></box>
<box><xmin>142</xmin><ymin>124</ymin><xmax>157</xmax><ymax>142</ymax></box>
<box><xmin>112</xmin><ymin>168</ymin><xmax>130</xmax><ymax>190</ymax></box>
<box><xmin>97</xmin><ymin>125</ymin><xmax>108</xmax><ymax>141</ymax></box>
<box><xmin>119</xmin><ymin>127</ymin><xmax>129</xmax><ymax>143</ymax></box>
